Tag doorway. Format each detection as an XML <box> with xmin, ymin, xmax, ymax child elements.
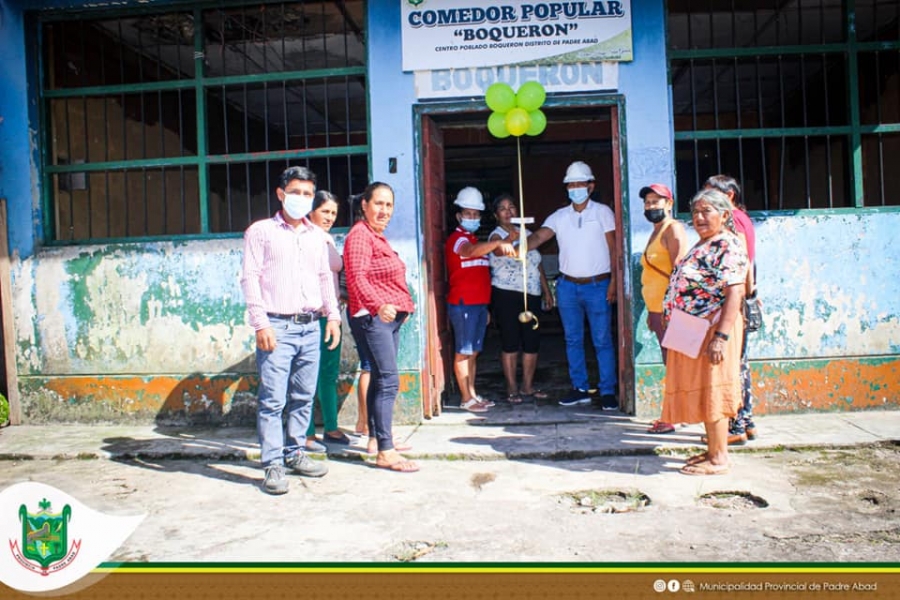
<box><xmin>415</xmin><ymin>97</ymin><xmax>634</xmax><ymax>416</ymax></box>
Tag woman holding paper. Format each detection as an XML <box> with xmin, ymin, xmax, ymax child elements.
<box><xmin>660</xmin><ymin>188</ymin><xmax>749</xmax><ymax>476</ymax></box>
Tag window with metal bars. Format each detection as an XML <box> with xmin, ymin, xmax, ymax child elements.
<box><xmin>38</xmin><ymin>0</ymin><xmax>368</xmax><ymax>242</ymax></box>
<box><xmin>668</xmin><ymin>0</ymin><xmax>900</xmax><ymax>212</ymax></box>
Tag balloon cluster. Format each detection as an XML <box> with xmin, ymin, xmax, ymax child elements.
<box><xmin>485</xmin><ymin>81</ymin><xmax>547</xmax><ymax>138</ymax></box>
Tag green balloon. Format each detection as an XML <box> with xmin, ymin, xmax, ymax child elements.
<box><xmin>516</xmin><ymin>81</ymin><xmax>547</xmax><ymax>112</ymax></box>
<box><xmin>487</xmin><ymin>111</ymin><xmax>510</xmax><ymax>138</ymax></box>
<box><xmin>526</xmin><ymin>109</ymin><xmax>547</xmax><ymax>136</ymax></box>
<box><xmin>485</xmin><ymin>82</ymin><xmax>516</xmax><ymax>113</ymax></box>
<box><xmin>505</xmin><ymin>107</ymin><xmax>531</xmax><ymax>137</ymax></box>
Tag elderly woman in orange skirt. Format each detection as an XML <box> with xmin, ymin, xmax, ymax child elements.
<box><xmin>661</xmin><ymin>188</ymin><xmax>749</xmax><ymax>475</ymax></box>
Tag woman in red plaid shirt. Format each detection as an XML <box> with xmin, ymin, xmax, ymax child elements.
<box><xmin>344</xmin><ymin>182</ymin><xmax>418</xmax><ymax>473</ymax></box>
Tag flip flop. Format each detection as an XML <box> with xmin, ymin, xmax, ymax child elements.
<box><xmin>685</xmin><ymin>453</ymin><xmax>708</xmax><ymax>466</ymax></box>
<box><xmin>647</xmin><ymin>420</ymin><xmax>676</xmax><ymax>434</ymax></box>
<box><xmin>476</xmin><ymin>395</ymin><xmax>496</xmax><ymax>408</ymax></box>
<box><xmin>375</xmin><ymin>459</ymin><xmax>419</xmax><ymax>473</ymax></box>
<box><xmin>461</xmin><ymin>398</ymin><xmax>489</xmax><ymax>413</ymax></box>
<box><xmin>680</xmin><ymin>461</ymin><xmax>730</xmax><ymax>476</ymax></box>
<box><xmin>507</xmin><ymin>393</ymin><xmax>524</xmax><ymax>405</ymax></box>
<box><xmin>521</xmin><ymin>389</ymin><xmax>549</xmax><ymax>399</ymax></box>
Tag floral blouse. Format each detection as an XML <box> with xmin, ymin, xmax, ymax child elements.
<box><xmin>663</xmin><ymin>232</ymin><xmax>748</xmax><ymax>320</ymax></box>
<box><xmin>488</xmin><ymin>226</ymin><xmax>543</xmax><ymax>296</ymax></box>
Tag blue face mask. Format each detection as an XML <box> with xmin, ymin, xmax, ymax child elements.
<box><xmin>460</xmin><ymin>218</ymin><xmax>481</xmax><ymax>233</ymax></box>
<box><xmin>283</xmin><ymin>193</ymin><xmax>312</xmax><ymax>220</ymax></box>
<box><xmin>568</xmin><ymin>187</ymin><xmax>589</xmax><ymax>205</ymax></box>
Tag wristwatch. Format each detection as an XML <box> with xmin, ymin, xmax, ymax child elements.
<box><xmin>713</xmin><ymin>331</ymin><xmax>729</xmax><ymax>341</ymax></box>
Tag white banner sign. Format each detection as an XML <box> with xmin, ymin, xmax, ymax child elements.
<box><xmin>414</xmin><ymin>62</ymin><xmax>618</xmax><ymax>99</ymax></box>
<box><xmin>401</xmin><ymin>0</ymin><xmax>633</xmax><ymax>72</ymax></box>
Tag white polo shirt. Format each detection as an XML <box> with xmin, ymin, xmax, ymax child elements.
<box><xmin>542</xmin><ymin>200</ymin><xmax>616</xmax><ymax>278</ymax></box>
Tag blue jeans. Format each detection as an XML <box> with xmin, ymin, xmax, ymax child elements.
<box><xmin>556</xmin><ymin>277</ymin><xmax>616</xmax><ymax>395</ymax></box>
<box><xmin>447</xmin><ymin>303</ymin><xmax>488</xmax><ymax>355</ymax></box>
<box><xmin>347</xmin><ymin>305</ymin><xmax>372</xmax><ymax>372</ymax></box>
<box><xmin>351</xmin><ymin>313</ymin><xmax>407</xmax><ymax>452</ymax></box>
<box><xmin>255</xmin><ymin>316</ymin><xmax>320</xmax><ymax>466</ymax></box>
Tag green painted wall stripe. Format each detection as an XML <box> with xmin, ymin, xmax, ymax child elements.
<box><xmin>41</xmin><ymin>67</ymin><xmax>366</xmax><ymax>99</ymax></box>
<box><xmin>193</xmin><ymin>6</ymin><xmax>210</xmax><ymax>234</ymax></box>
<box><xmin>43</xmin><ymin>79</ymin><xmax>197</xmax><ymax>99</ymax></box>
<box><xmin>204</xmin><ymin>146</ymin><xmax>369</xmax><ymax>164</ymax></box>
<box><xmin>201</xmin><ymin>67</ymin><xmax>366</xmax><ymax>88</ymax></box>
<box><xmin>43</xmin><ymin>148</ymin><xmax>369</xmax><ymax>173</ymax></box>
<box><xmin>847</xmin><ymin>0</ymin><xmax>865</xmax><ymax>208</ymax></box>
<box><xmin>669</xmin><ymin>41</ymin><xmax>899</xmax><ymax>61</ymax></box>
<box><xmin>669</xmin><ymin>43</ymin><xmax>849</xmax><ymax>60</ymax></box>
<box><xmin>674</xmin><ymin>127</ymin><xmax>853</xmax><ymax>140</ymax></box>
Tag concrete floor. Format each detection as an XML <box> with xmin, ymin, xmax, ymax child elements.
<box><xmin>0</xmin><ymin>408</ymin><xmax>898</xmax><ymax>564</ymax></box>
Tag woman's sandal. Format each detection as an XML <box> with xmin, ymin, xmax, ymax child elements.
<box><xmin>461</xmin><ymin>398</ymin><xmax>490</xmax><ymax>413</ymax></box>
<box><xmin>647</xmin><ymin>420</ymin><xmax>676</xmax><ymax>434</ymax></box>
<box><xmin>507</xmin><ymin>392</ymin><xmax>524</xmax><ymax>405</ymax></box>
<box><xmin>521</xmin><ymin>389</ymin><xmax>549</xmax><ymax>400</ymax></box>
<box><xmin>685</xmin><ymin>453</ymin><xmax>708</xmax><ymax>466</ymax></box>
<box><xmin>476</xmin><ymin>395</ymin><xmax>496</xmax><ymax>408</ymax></box>
<box><xmin>375</xmin><ymin>459</ymin><xmax>420</xmax><ymax>473</ymax></box>
<box><xmin>679</xmin><ymin>460</ymin><xmax>729</xmax><ymax>476</ymax></box>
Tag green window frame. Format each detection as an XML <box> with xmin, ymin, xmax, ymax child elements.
<box><xmin>668</xmin><ymin>0</ymin><xmax>900</xmax><ymax>212</ymax></box>
<box><xmin>35</xmin><ymin>0</ymin><xmax>369</xmax><ymax>243</ymax></box>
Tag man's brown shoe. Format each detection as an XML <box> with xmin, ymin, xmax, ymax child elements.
<box><xmin>700</xmin><ymin>433</ymin><xmax>748</xmax><ymax>445</ymax></box>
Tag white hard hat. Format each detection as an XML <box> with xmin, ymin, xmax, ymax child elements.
<box><xmin>454</xmin><ymin>186</ymin><xmax>485</xmax><ymax>210</ymax></box>
<box><xmin>563</xmin><ymin>161</ymin><xmax>595</xmax><ymax>184</ymax></box>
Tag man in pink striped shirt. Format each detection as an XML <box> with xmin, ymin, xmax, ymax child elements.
<box><xmin>240</xmin><ymin>166</ymin><xmax>341</xmax><ymax>495</ymax></box>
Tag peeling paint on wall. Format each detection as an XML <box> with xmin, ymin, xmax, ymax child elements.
<box><xmin>635</xmin><ymin>356</ymin><xmax>899</xmax><ymax>420</ymax></box>
<box><xmin>14</xmin><ymin>240</ymin><xmax>256</xmax><ymax>375</ymax></box>
<box><xmin>11</xmin><ymin>232</ymin><xmax>426</xmax><ymax>424</ymax></box>
<box><xmin>19</xmin><ymin>369</ymin><xmax>423</xmax><ymax>426</ymax></box>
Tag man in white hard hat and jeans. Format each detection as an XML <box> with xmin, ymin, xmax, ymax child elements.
<box><xmin>528</xmin><ymin>161</ymin><xmax>618</xmax><ymax>410</ymax></box>
<box><xmin>445</xmin><ymin>186</ymin><xmax>517</xmax><ymax>412</ymax></box>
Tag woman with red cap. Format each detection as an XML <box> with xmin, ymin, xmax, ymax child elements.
<box><xmin>639</xmin><ymin>183</ymin><xmax>688</xmax><ymax>434</ymax></box>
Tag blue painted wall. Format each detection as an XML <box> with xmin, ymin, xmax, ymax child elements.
<box><xmin>366</xmin><ymin>0</ymin><xmax>424</xmax><ymax>372</ymax></box>
<box><xmin>0</xmin><ymin>0</ymin><xmax>40</xmax><ymax>259</ymax></box>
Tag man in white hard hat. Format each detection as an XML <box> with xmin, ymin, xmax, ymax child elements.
<box><xmin>528</xmin><ymin>161</ymin><xmax>618</xmax><ymax>410</ymax></box>
<box><xmin>445</xmin><ymin>186</ymin><xmax>517</xmax><ymax>413</ymax></box>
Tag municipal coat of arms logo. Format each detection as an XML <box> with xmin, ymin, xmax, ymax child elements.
<box><xmin>9</xmin><ymin>497</ymin><xmax>81</xmax><ymax>576</ymax></box>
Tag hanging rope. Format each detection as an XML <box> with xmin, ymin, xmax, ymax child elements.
<box><xmin>515</xmin><ymin>137</ymin><xmax>538</xmax><ymax>330</ymax></box>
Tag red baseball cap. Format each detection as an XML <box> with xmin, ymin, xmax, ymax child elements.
<box><xmin>639</xmin><ymin>183</ymin><xmax>673</xmax><ymax>200</ymax></box>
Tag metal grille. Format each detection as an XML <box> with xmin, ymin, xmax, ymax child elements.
<box><xmin>669</xmin><ymin>0</ymin><xmax>900</xmax><ymax>211</ymax></box>
<box><xmin>39</xmin><ymin>1</ymin><xmax>368</xmax><ymax>242</ymax></box>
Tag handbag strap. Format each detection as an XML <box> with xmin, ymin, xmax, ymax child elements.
<box><xmin>644</xmin><ymin>258</ymin><xmax>671</xmax><ymax>281</ymax></box>
<box><xmin>643</xmin><ymin>221</ymin><xmax>675</xmax><ymax>281</ymax></box>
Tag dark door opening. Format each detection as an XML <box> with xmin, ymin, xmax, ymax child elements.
<box><xmin>418</xmin><ymin>101</ymin><xmax>633</xmax><ymax>414</ymax></box>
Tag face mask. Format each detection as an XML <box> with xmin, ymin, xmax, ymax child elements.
<box><xmin>282</xmin><ymin>193</ymin><xmax>312</xmax><ymax>220</ymax></box>
<box><xmin>460</xmin><ymin>218</ymin><xmax>481</xmax><ymax>233</ymax></box>
<box><xmin>644</xmin><ymin>208</ymin><xmax>667</xmax><ymax>223</ymax></box>
<box><xmin>568</xmin><ymin>187</ymin><xmax>589</xmax><ymax>204</ymax></box>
